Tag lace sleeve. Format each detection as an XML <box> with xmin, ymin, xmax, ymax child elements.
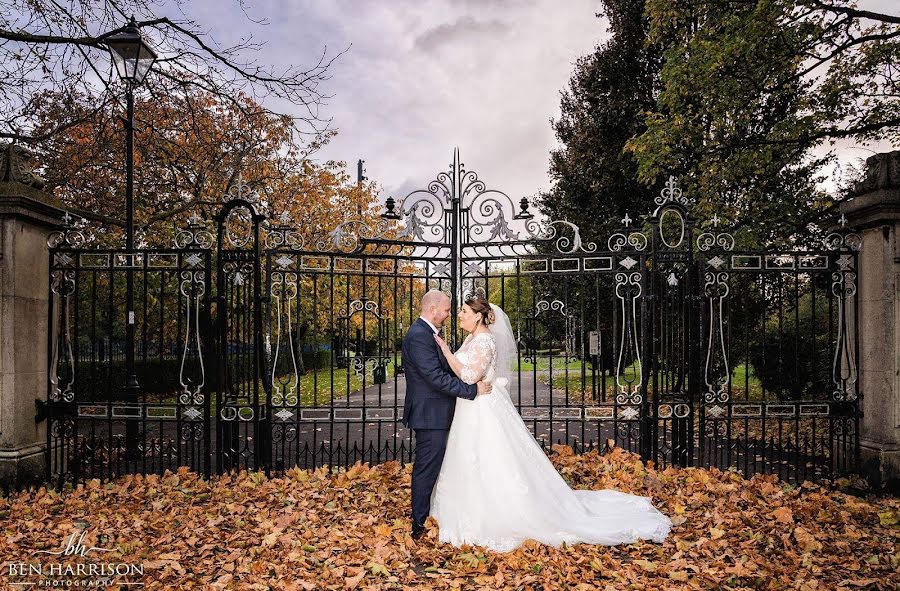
<box><xmin>460</xmin><ymin>334</ymin><xmax>496</xmax><ymax>384</ymax></box>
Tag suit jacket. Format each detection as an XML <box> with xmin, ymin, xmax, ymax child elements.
<box><xmin>401</xmin><ymin>318</ymin><xmax>477</xmax><ymax>429</ymax></box>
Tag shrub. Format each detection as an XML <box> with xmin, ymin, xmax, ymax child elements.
<box><xmin>745</xmin><ymin>292</ymin><xmax>833</xmax><ymax>400</ymax></box>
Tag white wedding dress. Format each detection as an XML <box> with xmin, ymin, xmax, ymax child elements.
<box><xmin>430</xmin><ymin>316</ymin><xmax>672</xmax><ymax>553</ymax></box>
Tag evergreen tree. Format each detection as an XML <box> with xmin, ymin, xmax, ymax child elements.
<box><xmin>542</xmin><ymin>0</ymin><xmax>661</xmax><ymax>243</ymax></box>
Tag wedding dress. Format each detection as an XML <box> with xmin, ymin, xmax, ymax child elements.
<box><xmin>430</xmin><ymin>305</ymin><xmax>672</xmax><ymax>552</ymax></box>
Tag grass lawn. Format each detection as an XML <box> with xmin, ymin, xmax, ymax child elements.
<box><xmin>540</xmin><ymin>361</ymin><xmax>770</xmax><ymax>402</ymax></box>
<box><xmin>158</xmin><ymin>359</ymin><xmax>400</xmax><ymax>415</ymax></box>
<box><xmin>284</xmin><ymin>359</ymin><xmax>400</xmax><ymax>407</ymax></box>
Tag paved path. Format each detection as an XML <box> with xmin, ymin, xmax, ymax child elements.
<box><xmin>274</xmin><ymin>369</ymin><xmax>624</xmax><ymax>469</ymax></box>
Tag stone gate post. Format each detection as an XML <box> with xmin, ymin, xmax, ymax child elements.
<box><xmin>841</xmin><ymin>149</ymin><xmax>900</xmax><ymax>492</ymax></box>
<box><xmin>0</xmin><ymin>144</ymin><xmax>64</xmax><ymax>489</ymax></box>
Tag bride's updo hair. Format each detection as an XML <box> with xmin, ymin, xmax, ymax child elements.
<box><xmin>464</xmin><ymin>296</ymin><xmax>495</xmax><ymax>326</ymax></box>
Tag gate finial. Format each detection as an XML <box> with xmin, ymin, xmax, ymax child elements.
<box><xmin>655</xmin><ymin>175</ymin><xmax>688</xmax><ymax>207</ymax></box>
<box><xmin>225</xmin><ymin>172</ymin><xmax>259</xmax><ymax>203</ymax></box>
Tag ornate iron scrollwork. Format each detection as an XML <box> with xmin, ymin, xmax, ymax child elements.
<box><xmin>174</xmin><ymin>213</ymin><xmax>214</xmax><ymax>249</ymax></box>
<box><xmin>265</xmin><ymin>211</ymin><xmax>305</xmax><ymax>250</ymax></box>
<box><xmin>608</xmin><ymin>213</ymin><xmax>648</xmax><ymax>252</ymax></box>
<box><xmin>49</xmin><ymin>269</ymin><xmax>76</xmax><ymax>403</ymax></box>
<box><xmin>698</xmin><ymin>214</ymin><xmax>734</xmax><ymax>404</ymax></box>
<box><xmin>827</xmin><ymin>216</ymin><xmax>861</xmax><ymax>401</ymax></box>
<box><xmin>614</xmin><ymin>271</ymin><xmax>643</xmax><ymax>404</ymax></box>
<box><xmin>48</xmin><ymin>211</ymin><xmax>89</xmax><ymax>249</ymax></box>
<box><xmin>337</xmin><ymin>299</ymin><xmax>391</xmax><ymax>381</ymax></box>
<box><xmin>270</xmin><ymin>271</ymin><xmax>299</xmax><ymax>406</ymax></box>
<box><xmin>178</xmin><ymin>270</ymin><xmax>207</xmax><ymax>407</ymax></box>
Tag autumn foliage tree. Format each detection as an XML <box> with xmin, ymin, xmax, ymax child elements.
<box><xmin>31</xmin><ymin>80</ymin><xmax>381</xmax><ymax>244</ymax></box>
<box><xmin>34</xmin><ymin>81</ymin><xmax>409</xmax><ymax>384</ymax></box>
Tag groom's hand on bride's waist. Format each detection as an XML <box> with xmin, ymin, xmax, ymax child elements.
<box><xmin>477</xmin><ymin>381</ymin><xmax>492</xmax><ymax>396</ymax></box>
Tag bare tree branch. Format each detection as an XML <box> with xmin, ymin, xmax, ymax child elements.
<box><xmin>806</xmin><ymin>0</ymin><xmax>900</xmax><ymax>25</ymax></box>
<box><xmin>0</xmin><ymin>1</ymin><xmax>342</xmax><ymax>147</ymax></box>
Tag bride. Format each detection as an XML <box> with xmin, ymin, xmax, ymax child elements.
<box><xmin>430</xmin><ymin>295</ymin><xmax>672</xmax><ymax>552</ymax></box>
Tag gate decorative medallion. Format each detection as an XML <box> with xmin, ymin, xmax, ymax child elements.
<box><xmin>46</xmin><ymin>151</ymin><xmax>861</xmax><ymax>486</ymax></box>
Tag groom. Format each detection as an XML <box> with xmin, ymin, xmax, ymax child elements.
<box><xmin>401</xmin><ymin>290</ymin><xmax>491</xmax><ymax>539</ymax></box>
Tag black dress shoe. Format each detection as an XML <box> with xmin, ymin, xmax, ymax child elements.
<box><xmin>411</xmin><ymin>526</ymin><xmax>426</xmax><ymax>539</ymax></box>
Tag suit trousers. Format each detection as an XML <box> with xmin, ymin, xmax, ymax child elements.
<box><xmin>411</xmin><ymin>428</ymin><xmax>449</xmax><ymax>529</ymax></box>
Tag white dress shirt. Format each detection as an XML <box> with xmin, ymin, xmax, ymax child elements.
<box><xmin>419</xmin><ymin>316</ymin><xmax>440</xmax><ymax>335</ymax></box>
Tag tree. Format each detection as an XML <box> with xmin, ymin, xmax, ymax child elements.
<box><xmin>542</xmin><ymin>0</ymin><xmax>662</xmax><ymax>243</ymax></box>
<box><xmin>39</xmin><ymin>82</ymin><xmax>392</xmax><ymax>388</ymax></box>
<box><xmin>0</xmin><ymin>0</ymin><xmax>340</xmax><ymax>146</ymax></box>
<box><xmin>31</xmin><ymin>84</ymin><xmax>376</xmax><ymax>247</ymax></box>
<box><xmin>627</xmin><ymin>0</ymin><xmax>900</xmax><ymax>245</ymax></box>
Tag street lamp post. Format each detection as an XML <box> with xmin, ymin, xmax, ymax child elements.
<box><xmin>356</xmin><ymin>159</ymin><xmax>367</xmax><ymax>217</ymax></box>
<box><xmin>104</xmin><ymin>17</ymin><xmax>157</xmax><ymax>459</ymax></box>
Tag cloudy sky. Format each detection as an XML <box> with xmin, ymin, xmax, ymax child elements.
<box><xmin>175</xmin><ymin>0</ymin><xmax>607</xmax><ymax>201</ymax></box>
<box><xmin>175</xmin><ymin>0</ymin><xmax>896</xmax><ymax>203</ymax></box>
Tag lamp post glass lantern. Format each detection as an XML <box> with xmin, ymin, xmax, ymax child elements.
<box><xmin>105</xmin><ymin>17</ymin><xmax>157</xmax><ymax>85</ymax></box>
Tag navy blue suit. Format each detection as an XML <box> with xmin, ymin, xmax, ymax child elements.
<box><xmin>401</xmin><ymin>318</ymin><xmax>477</xmax><ymax>531</ymax></box>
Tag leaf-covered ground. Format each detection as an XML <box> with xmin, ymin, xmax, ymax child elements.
<box><xmin>1</xmin><ymin>446</ymin><xmax>897</xmax><ymax>590</ymax></box>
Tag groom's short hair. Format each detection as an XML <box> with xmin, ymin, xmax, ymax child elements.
<box><xmin>420</xmin><ymin>289</ymin><xmax>448</xmax><ymax>311</ymax></box>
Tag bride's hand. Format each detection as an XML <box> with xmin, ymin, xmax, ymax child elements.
<box><xmin>433</xmin><ymin>334</ymin><xmax>451</xmax><ymax>356</ymax></box>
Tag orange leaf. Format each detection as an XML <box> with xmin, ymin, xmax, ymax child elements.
<box><xmin>772</xmin><ymin>507</ymin><xmax>793</xmax><ymax>523</ymax></box>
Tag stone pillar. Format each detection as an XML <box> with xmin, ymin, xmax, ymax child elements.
<box><xmin>841</xmin><ymin>149</ymin><xmax>900</xmax><ymax>492</ymax></box>
<box><xmin>0</xmin><ymin>144</ymin><xmax>64</xmax><ymax>489</ymax></box>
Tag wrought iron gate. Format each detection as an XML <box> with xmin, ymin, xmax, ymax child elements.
<box><xmin>46</xmin><ymin>219</ymin><xmax>213</xmax><ymax>484</ymax></box>
<box><xmin>46</xmin><ymin>151</ymin><xmax>861</xmax><ymax>487</ymax></box>
<box><xmin>214</xmin><ymin>195</ymin><xmax>269</xmax><ymax>473</ymax></box>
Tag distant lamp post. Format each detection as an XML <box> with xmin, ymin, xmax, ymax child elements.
<box><xmin>104</xmin><ymin>17</ymin><xmax>157</xmax><ymax>457</ymax></box>
<box><xmin>356</xmin><ymin>159</ymin><xmax>367</xmax><ymax>217</ymax></box>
